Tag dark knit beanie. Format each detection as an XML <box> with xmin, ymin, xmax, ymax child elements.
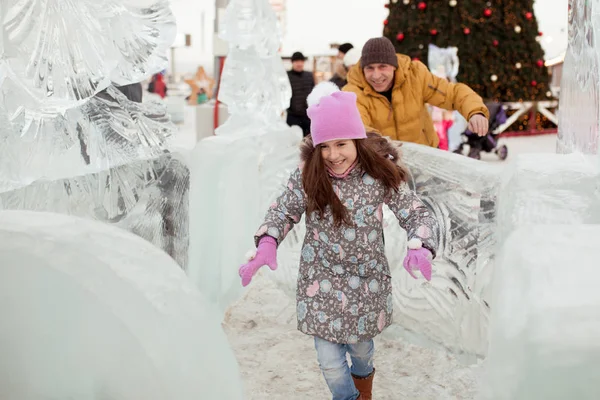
<box><xmin>360</xmin><ymin>37</ymin><xmax>398</xmax><ymax>68</ymax></box>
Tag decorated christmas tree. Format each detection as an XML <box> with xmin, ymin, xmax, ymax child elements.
<box><xmin>383</xmin><ymin>0</ymin><xmax>551</xmax><ymax>102</ymax></box>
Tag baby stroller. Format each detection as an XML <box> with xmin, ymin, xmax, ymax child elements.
<box><xmin>453</xmin><ymin>102</ymin><xmax>508</xmax><ymax>160</ymax></box>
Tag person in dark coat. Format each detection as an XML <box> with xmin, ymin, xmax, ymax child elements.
<box><xmin>286</xmin><ymin>51</ymin><xmax>315</xmax><ymax>136</ymax></box>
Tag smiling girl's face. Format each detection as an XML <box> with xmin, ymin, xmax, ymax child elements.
<box><xmin>320</xmin><ymin>139</ymin><xmax>357</xmax><ymax>175</ymax></box>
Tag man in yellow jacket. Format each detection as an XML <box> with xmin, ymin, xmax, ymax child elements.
<box><xmin>343</xmin><ymin>37</ymin><xmax>489</xmax><ymax>147</ymax></box>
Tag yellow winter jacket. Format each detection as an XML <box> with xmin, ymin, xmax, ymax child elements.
<box><xmin>343</xmin><ymin>54</ymin><xmax>489</xmax><ymax>147</ymax></box>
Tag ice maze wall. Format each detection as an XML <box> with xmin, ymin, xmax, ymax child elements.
<box><xmin>0</xmin><ymin>211</ymin><xmax>243</xmax><ymax>400</ymax></box>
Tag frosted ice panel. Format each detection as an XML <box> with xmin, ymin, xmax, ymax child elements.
<box><xmin>0</xmin><ymin>85</ymin><xmax>176</xmax><ymax>186</ymax></box>
<box><xmin>0</xmin><ymin>210</ymin><xmax>243</xmax><ymax>400</ymax></box>
<box><xmin>379</xmin><ymin>143</ymin><xmax>502</xmax><ymax>356</ymax></box>
<box><xmin>556</xmin><ymin>0</ymin><xmax>600</xmax><ymax>154</ymax></box>
<box><xmin>0</xmin><ymin>152</ymin><xmax>189</xmax><ymax>268</ymax></box>
<box><xmin>187</xmin><ymin>129</ymin><xmax>300</xmax><ymax>310</ymax></box>
<box><xmin>483</xmin><ymin>225</ymin><xmax>600</xmax><ymax>400</ymax></box>
<box><xmin>496</xmin><ymin>153</ymin><xmax>600</xmax><ymax>251</ymax></box>
<box><xmin>0</xmin><ymin>0</ymin><xmax>175</xmax><ymax>114</ymax></box>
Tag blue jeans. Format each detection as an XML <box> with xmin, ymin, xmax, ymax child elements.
<box><xmin>314</xmin><ymin>336</ymin><xmax>375</xmax><ymax>400</ymax></box>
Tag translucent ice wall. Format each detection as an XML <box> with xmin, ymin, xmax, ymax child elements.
<box><xmin>484</xmin><ymin>153</ymin><xmax>600</xmax><ymax>397</ymax></box>
<box><xmin>187</xmin><ymin>0</ymin><xmax>301</xmax><ymax>309</ymax></box>
<box><xmin>482</xmin><ymin>225</ymin><xmax>600</xmax><ymax>400</ymax></box>
<box><xmin>0</xmin><ymin>0</ymin><xmax>190</xmax><ymax>267</ymax></box>
<box><xmin>0</xmin><ymin>210</ymin><xmax>243</xmax><ymax>400</ymax></box>
<box><xmin>557</xmin><ymin>0</ymin><xmax>600</xmax><ymax>154</ymax></box>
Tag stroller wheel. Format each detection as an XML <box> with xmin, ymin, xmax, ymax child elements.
<box><xmin>468</xmin><ymin>147</ymin><xmax>481</xmax><ymax>160</ymax></box>
<box><xmin>496</xmin><ymin>145</ymin><xmax>508</xmax><ymax>160</ymax></box>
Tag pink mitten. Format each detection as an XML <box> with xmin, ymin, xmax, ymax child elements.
<box><xmin>403</xmin><ymin>239</ymin><xmax>433</xmax><ymax>281</ymax></box>
<box><xmin>238</xmin><ymin>236</ymin><xmax>278</xmax><ymax>287</ymax></box>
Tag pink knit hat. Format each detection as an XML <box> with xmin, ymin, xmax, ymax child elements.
<box><xmin>306</xmin><ymin>82</ymin><xmax>367</xmax><ymax>146</ymax></box>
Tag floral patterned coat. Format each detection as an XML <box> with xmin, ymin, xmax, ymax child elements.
<box><xmin>254</xmin><ymin>165</ymin><xmax>439</xmax><ymax>344</ymax></box>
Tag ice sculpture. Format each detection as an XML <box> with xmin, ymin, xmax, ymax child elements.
<box><xmin>427</xmin><ymin>44</ymin><xmax>459</xmax><ymax>82</ymax></box>
<box><xmin>0</xmin><ymin>0</ymin><xmax>176</xmax><ymax>115</ymax></box>
<box><xmin>482</xmin><ymin>225</ymin><xmax>600</xmax><ymax>400</ymax></box>
<box><xmin>0</xmin><ymin>0</ymin><xmax>190</xmax><ymax>267</ymax></box>
<box><xmin>187</xmin><ymin>0</ymin><xmax>301</xmax><ymax>308</ymax></box>
<box><xmin>556</xmin><ymin>0</ymin><xmax>600</xmax><ymax>154</ymax></box>
<box><xmin>217</xmin><ymin>0</ymin><xmax>292</xmax><ymax>134</ymax></box>
<box><xmin>0</xmin><ymin>210</ymin><xmax>243</xmax><ymax>400</ymax></box>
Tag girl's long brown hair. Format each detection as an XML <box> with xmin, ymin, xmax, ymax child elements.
<box><xmin>300</xmin><ymin>132</ymin><xmax>410</xmax><ymax>226</ymax></box>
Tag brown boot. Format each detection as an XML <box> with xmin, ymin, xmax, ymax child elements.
<box><xmin>352</xmin><ymin>368</ymin><xmax>375</xmax><ymax>400</ymax></box>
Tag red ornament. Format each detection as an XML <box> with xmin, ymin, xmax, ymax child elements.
<box><xmin>531</xmin><ymin>80</ymin><xmax>538</xmax><ymax>86</ymax></box>
<box><xmin>538</xmin><ymin>31</ymin><xmax>543</xmax><ymax>36</ymax></box>
<box><xmin>536</xmin><ymin>59</ymin><xmax>544</xmax><ymax>67</ymax></box>
<box><xmin>463</xmin><ymin>27</ymin><xmax>471</xmax><ymax>35</ymax></box>
<box><xmin>526</xmin><ymin>12</ymin><xmax>533</xmax><ymax>20</ymax></box>
<box><xmin>385</xmin><ymin>3</ymin><xmax>390</xmax><ymax>8</ymax></box>
<box><xmin>384</xmin><ymin>19</ymin><xmax>389</xmax><ymax>25</ymax></box>
<box><xmin>412</xmin><ymin>57</ymin><xmax>420</xmax><ymax>61</ymax></box>
<box><xmin>430</xmin><ymin>29</ymin><xmax>438</xmax><ymax>35</ymax></box>
<box><xmin>492</xmin><ymin>39</ymin><xmax>499</xmax><ymax>46</ymax></box>
<box><xmin>418</xmin><ymin>1</ymin><xmax>427</xmax><ymax>10</ymax></box>
<box><xmin>484</xmin><ymin>8</ymin><xmax>492</xmax><ymax>17</ymax></box>
<box><xmin>396</xmin><ymin>32</ymin><xmax>405</xmax><ymax>41</ymax></box>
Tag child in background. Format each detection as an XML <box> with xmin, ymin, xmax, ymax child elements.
<box><xmin>239</xmin><ymin>82</ymin><xmax>440</xmax><ymax>400</ymax></box>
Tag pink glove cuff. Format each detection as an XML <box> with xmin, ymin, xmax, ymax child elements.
<box><xmin>258</xmin><ymin>235</ymin><xmax>277</xmax><ymax>247</ymax></box>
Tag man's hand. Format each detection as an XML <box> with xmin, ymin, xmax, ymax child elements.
<box><xmin>468</xmin><ymin>114</ymin><xmax>489</xmax><ymax>136</ymax></box>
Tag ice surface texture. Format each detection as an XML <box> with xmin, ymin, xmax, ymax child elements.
<box><xmin>0</xmin><ymin>0</ymin><xmax>189</xmax><ymax>267</ymax></box>
<box><xmin>0</xmin><ymin>210</ymin><xmax>243</xmax><ymax>400</ymax></box>
<box><xmin>483</xmin><ymin>225</ymin><xmax>600</xmax><ymax>400</ymax></box>
<box><xmin>0</xmin><ymin>86</ymin><xmax>178</xmax><ymax>185</ymax></box>
<box><xmin>557</xmin><ymin>0</ymin><xmax>600</xmax><ymax>154</ymax></box>
<box><xmin>0</xmin><ymin>152</ymin><xmax>190</xmax><ymax>267</ymax></box>
<box><xmin>0</xmin><ymin>0</ymin><xmax>176</xmax><ymax>115</ymax></box>
<box><xmin>216</xmin><ymin>0</ymin><xmax>293</xmax><ymax>134</ymax></box>
<box><xmin>390</xmin><ymin>143</ymin><xmax>501</xmax><ymax>356</ymax></box>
